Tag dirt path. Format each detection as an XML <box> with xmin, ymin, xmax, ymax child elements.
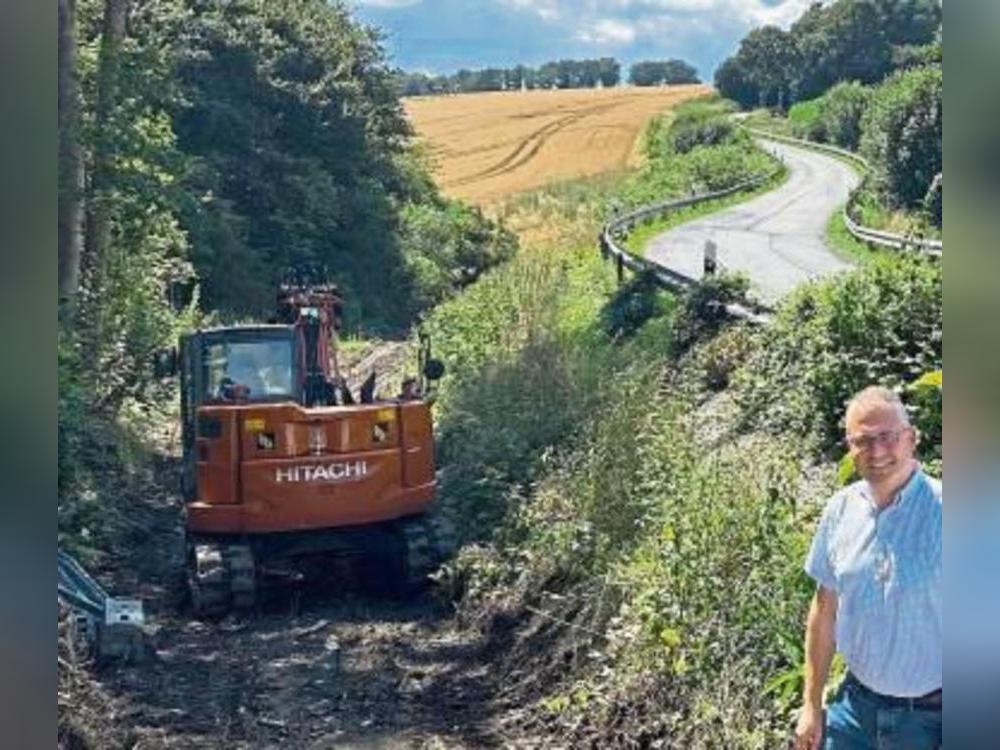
<box><xmin>105</xmin><ymin>582</ymin><xmax>521</xmax><ymax>748</ymax></box>
<box><xmin>90</xmin><ymin>412</ymin><xmax>546</xmax><ymax>749</ymax></box>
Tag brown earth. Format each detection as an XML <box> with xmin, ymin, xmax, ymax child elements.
<box><xmin>404</xmin><ymin>85</ymin><xmax>711</xmax><ymax>205</ymax></box>
<box><xmin>66</xmin><ymin>459</ymin><xmax>587</xmax><ymax>749</ymax></box>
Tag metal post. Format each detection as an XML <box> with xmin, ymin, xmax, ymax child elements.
<box><xmin>703</xmin><ymin>240</ymin><xmax>718</xmax><ymax>277</ymax></box>
<box><xmin>616</xmin><ymin>252</ymin><xmax>624</xmax><ymax>285</ymax></box>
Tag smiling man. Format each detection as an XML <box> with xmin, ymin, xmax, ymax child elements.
<box><xmin>794</xmin><ymin>385</ymin><xmax>942</xmax><ymax>750</ymax></box>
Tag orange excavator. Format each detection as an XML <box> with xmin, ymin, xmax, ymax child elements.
<box><xmin>175</xmin><ymin>281</ymin><xmax>453</xmax><ymax>616</ymax></box>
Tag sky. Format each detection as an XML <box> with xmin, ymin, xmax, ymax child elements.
<box><xmin>349</xmin><ymin>0</ymin><xmax>816</xmax><ymax>82</ymax></box>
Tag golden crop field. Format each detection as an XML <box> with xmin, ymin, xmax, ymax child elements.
<box><xmin>404</xmin><ymin>84</ymin><xmax>711</xmax><ymax>205</ymax></box>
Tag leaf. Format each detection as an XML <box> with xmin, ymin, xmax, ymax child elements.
<box><xmin>837</xmin><ymin>453</ymin><xmax>857</xmax><ymax>487</ymax></box>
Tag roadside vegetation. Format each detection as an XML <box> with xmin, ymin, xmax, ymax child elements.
<box><xmin>722</xmin><ymin>0</ymin><xmax>942</xmax><ymax>242</ymax></box>
<box><xmin>422</xmin><ymin>98</ymin><xmax>942</xmax><ymax>747</ymax></box>
<box><xmin>57</xmin><ymin>2</ymin><xmax>942</xmax><ymax>747</ymax></box>
<box><xmin>609</xmin><ymin>97</ymin><xmax>784</xmax><ymax>255</ymax></box>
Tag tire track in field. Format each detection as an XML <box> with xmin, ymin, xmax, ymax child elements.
<box><xmin>442</xmin><ymin>100</ymin><xmax>625</xmax><ymax>189</ymax></box>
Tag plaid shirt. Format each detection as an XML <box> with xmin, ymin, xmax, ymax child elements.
<box><xmin>805</xmin><ymin>469</ymin><xmax>942</xmax><ymax>697</ymax></box>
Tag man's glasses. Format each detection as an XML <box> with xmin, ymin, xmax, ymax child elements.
<box><xmin>845</xmin><ymin>427</ymin><xmax>909</xmax><ymax>452</ymax></box>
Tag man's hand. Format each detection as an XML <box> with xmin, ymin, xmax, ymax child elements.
<box><xmin>793</xmin><ymin>704</ymin><xmax>824</xmax><ymax>750</ymax></box>
<box><xmin>795</xmin><ymin>586</ymin><xmax>836</xmax><ymax>750</ymax></box>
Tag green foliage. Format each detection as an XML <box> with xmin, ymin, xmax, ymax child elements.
<box><xmin>426</xmin><ymin>242</ymin><xmax>623</xmax><ymax>542</ymax></box>
<box><xmin>670</xmin><ymin>272</ymin><xmax>751</xmax><ymax>353</ymax></box>
<box><xmin>733</xmin><ymin>255</ymin><xmax>942</xmax><ymax>452</ymax></box>
<box><xmin>714</xmin><ymin>0</ymin><xmax>942</xmax><ymax>109</ymax></box>
<box><xmin>172</xmin><ymin>0</ymin><xmax>411</xmax><ymax>325</ymax></box>
<box><xmin>399</xmin><ymin>201</ymin><xmax>517</xmax><ymax>311</ymax></box>
<box><xmin>601</xmin><ymin>270</ymin><xmax>674</xmax><ymax>339</ymax></box>
<box><xmin>628</xmin><ymin>59</ymin><xmax>700</xmax><ymax>86</ymax></box>
<box><xmin>666</xmin><ymin>101</ymin><xmax>738</xmax><ymax>154</ymax></box>
<box><xmin>909</xmin><ymin>369</ymin><xmax>942</xmax><ymax>471</ymax></box>
<box><xmin>790</xmin><ymin>83</ymin><xmax>872</xmax><ymax>150</ymax></box>
<box><xmin>788</xmin><ymin>98</ymin><xmax>824</xmax><ymax>141</ymax></box>
<box><xmin>603</xmin><ymin>438</ymin><xmax>815</xmax><ymax>746</ymax></box>
<box><xmin>817</xmin><ymin>81</ymin><xmax>872</xmax><ymax>150</ymax></box>
<box><xmin>860</xmin><ymin>65</ymin><xmax>942</xmax><ymax>215</ymax></box>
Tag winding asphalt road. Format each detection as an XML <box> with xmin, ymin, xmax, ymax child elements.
<box><xmin>644</xmin><ymin>139</ymin><xmax>861</xmax><ymax>305</ymax></box>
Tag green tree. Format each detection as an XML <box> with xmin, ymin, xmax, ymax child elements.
<box><xmin>860</xmin><ymin>65</ymin><xmax>942</xmax><ymax>212</ymax></box>
<box><xmin>628</xmin><ymin>59</ymin><xmax>699</xmax><ymax>86</ymax></box>
<box><xmin>737</xmin><ymin>26</ymin><xmax>799</xmax><ymax>108</ymax></box>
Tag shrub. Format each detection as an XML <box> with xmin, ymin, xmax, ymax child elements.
<box><xmin>668</xmin><ymin>107</ymin><xmax>737</xmax><ymax>154</ymax></box>
<box><xmin>816</xmin><ymin>81</ymin><xmax>871</xmax><ymax>151</ymax></box>
<box><xmin>733</xmin><ymin>255</ymin><xmax>942</xmax><ymax>452</ymax></box>
<box><xmin>670</xmin><ymin>272</ymin><xmax>751</xmax><ymax>353</ymax></box>
<box><xmin>860</xmin><ymin>65</ymin><xmax>942</xmax><ymax>211</ymax></box>
<box><xmin>399</xmin><ymin>200</ymin><xmax>518</xmax><ymax>312</ymax></box>
<box><xmin>788</xmin><ymin>98</ymin><xmax>825</xmax><ymax>142</ymax></box>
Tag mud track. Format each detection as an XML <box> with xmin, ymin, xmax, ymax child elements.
<box><xmin>91</xmin><ymin>387</ymin><xmax>553</xmax><ymax>748</ymax></box>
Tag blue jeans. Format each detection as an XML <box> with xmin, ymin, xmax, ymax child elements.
<box><xmin>824</xmin><ymin>677</ymin><xmax>942</xmax><ymax>749</ymax></box>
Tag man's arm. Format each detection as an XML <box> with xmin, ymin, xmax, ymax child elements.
<box><xmin>794</xmin><ymin>585</ymin><xmax>837</xmax><ymax>750</ymax></box>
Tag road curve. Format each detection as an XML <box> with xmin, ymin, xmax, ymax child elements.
<box><xmin>644</xmin><ymin>140</ymin><xmax>861</xmax><ymax>305</ymax></box>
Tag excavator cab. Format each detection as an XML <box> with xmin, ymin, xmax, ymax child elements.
<box><xmin>176</xmin><ymin>284</ymin><xmax>454</xmax><ymax>616</ymax></box>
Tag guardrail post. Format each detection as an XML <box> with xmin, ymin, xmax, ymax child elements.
<box><xmin>703</xmin><ymin>240</ymin><xmax>718</xmax><ymax>277</ymax></box>
<box><xmin>616</xmin><ymin>252</ymin><xmax>624</xmax><ymax>285</ymax></box>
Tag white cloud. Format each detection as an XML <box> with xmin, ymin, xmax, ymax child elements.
<box><xmin>577</xmin><ymin>18</ymin><xmax>638</xmax><ymax>45</ymax></box>
<box><xmin>494</xmin><ymin>0</ymin><xmax>815</xmax><ymax>36</ymax></box>
<box><xmin>354</xmin><ymin>0</ymin><xmax>423</xmax><ymax>8</ymax></box>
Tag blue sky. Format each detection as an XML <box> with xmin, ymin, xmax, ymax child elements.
<box><xmin>349</xmin><ymin>0</ymin><xmax>814</xmax><ymax>82</ymax></box>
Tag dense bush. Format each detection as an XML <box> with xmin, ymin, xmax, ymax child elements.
<box><xmin>817</xmin><ymin>81</ymin><xmax>872</xmax><ymax>150</ymax></box>
<box><xmin>790</xmin><ymin>83</ymin><xmax>872</xmax><ymax>150</ymax></box>
<box><xmin>860</xmin><ymin>65</ymin><xmax>942</xmax><ymax>212</ymax></box>
<box><xmin>733</xmin><ymin>255</ymin><xmax>942</xmax><ymax>452</ymax></box>
<box><xmin>400</xmin><ymin>201</ymin><xmax>518</xmax><ymax>311</ymax></box>
<box><xmin>667</xmin><ymin>103</ymin><xmax>737</xmax><ymax>154</ymax></box>
<box><xmin>788</xmin><ymin>98</ymin><xmax>824</xmax><ymax>142</ymax></box>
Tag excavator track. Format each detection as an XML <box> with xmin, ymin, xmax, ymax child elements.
<box><xmin>398</xmin><ymin>510</ymin><xmax>458</xmax><ymax>589</ymax></box>
<box><xmin>188</xmin><ymin>541</ymin><xmax>257</xmax><ymax>617</ymax></box>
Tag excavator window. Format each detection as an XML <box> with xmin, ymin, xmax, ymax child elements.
<box><xmin>199</xmin><ymin>335</ymin><xmax>296</xmax><ymax>403</ymax></box>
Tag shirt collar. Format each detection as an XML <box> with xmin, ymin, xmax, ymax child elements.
<box><xmin>861</xmin><ymin>465</ymin><xmax>923</xmax><ymax>512</ymax></box>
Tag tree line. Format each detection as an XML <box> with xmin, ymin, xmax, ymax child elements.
<box><xmin>396</xmin><ymin>57</ymin><xmax>699</xmax><ymax>96</ymax></box>
<box><xmin>714</xmin><ymin>0</ymin><xmax>941</xmax><ymax>109</ymax></box>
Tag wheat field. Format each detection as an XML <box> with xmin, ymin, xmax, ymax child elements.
<box><xmin>404</xmin><ymin>84</ymin><xmax>711</xmax><ymax>205</ymax></box>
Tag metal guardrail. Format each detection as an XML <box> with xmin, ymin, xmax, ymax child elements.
<box><xmin>745</xmin><ymin>129</ymin><xmax>942</xmax><ymax>257</ymax></box>
<box><xmin>59</xmin><ymin>550</ymin><xmax>108</xmax><ymax>617</ymax></box>
<box><xmin>59</xmin><ymin>549</ymin><xmax>146</xmax><ymax>658</ymax></box>
<box><xmin>598</xmin><ymin>168</ymin><xmax>780</xmax><ymax>325</ymax></box>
